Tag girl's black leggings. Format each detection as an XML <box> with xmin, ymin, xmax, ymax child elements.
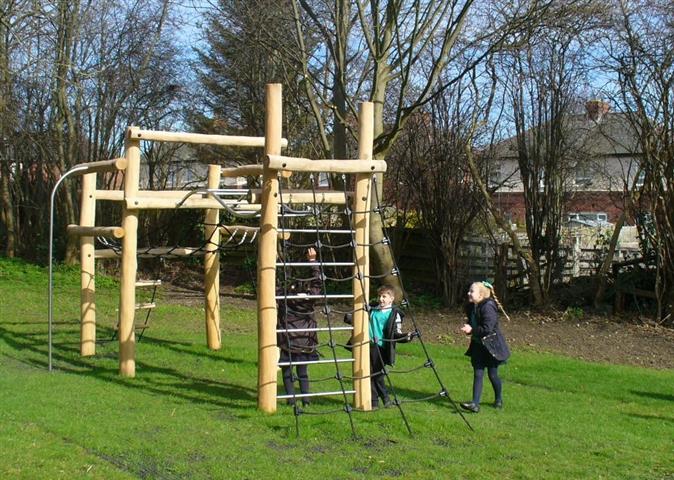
<box><xmin>472</xmin><ymin>366</ymin><xmax>502</xmax><ymax>405</ymax></box>
<box><xmin>282</xmin><ymin>365</ymin><xmax>310</xmax><ymax>402</ymax></box>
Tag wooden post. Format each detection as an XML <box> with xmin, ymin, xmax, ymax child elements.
<box><xmin>80</xmin><ymin>172</ymin><xmax>97</xmax><ymax>356</ymax></box>
<box><xmin>204</xmin><ymin>164</ymin><xmax>222</xmax><ymax>350</ymax></box>
<box><xmin>353</xmin><ymin>102</ymin><xmax>374</xmax><ymax>410</ymax></box>
<box><xmin>118</xmin><ymin>129</ymin><xmax>141</xmax><ymax>377</ymax></box>
<box><xmin>573</xmin><ymin>234</ymin><xmax>581</xmax><ymax>278</ymax></box>
<box><xmin>258</xmin><ymin>84</ymin><xmax>282</xmax><ymax>412</ymax></box>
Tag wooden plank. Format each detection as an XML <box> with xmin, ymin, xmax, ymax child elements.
<box><xmin>127</xmin><ymin>127</ymin><xmax>288</xmax><ymax>149</ymax></box>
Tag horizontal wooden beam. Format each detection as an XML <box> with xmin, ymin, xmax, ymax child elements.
<box><xmin>248</xmin><ymin>189</ymin><xmax>351</xmax><ymax>205</ymax></box>
<box><xmin>71</xmin><ymin>158</ymin><xmax>127</xmax><ymax>174</ymax></box>
<box><xmin>265</xmin><ymin>154</ymin><xmax>387</xmax><ymax>173</ymax></box>
<box><xmin>67</xmin><ymin>225</ymin><xmax>124</xmax><ymax>238</ymax></box>
<box><xmin>125</xmin><ymin>196</ymin><xmax>261</xmax><ymax>210</ymax></box>
<box><xmin>95</xmin><ymin>189</ymin><xmax>123</xmax><ymax>201</ymax></box>
<box><xmin>127</xmin><ymin>127</ymin><xmax>288</xmax><ymax>149</ymax></box>
<box><xmin>221</xmin><ymin>165</ymin><xmax>263</xmax><ymax>177</ymax></box>
<box><xmin>95</xmin><ymin>189</ymin><xmax>249</xmax><ymax>202</ymax></box>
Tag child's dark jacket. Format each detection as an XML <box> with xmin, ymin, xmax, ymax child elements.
<box><xmin>276</xmin><ymin>264</ymin><xmax>321</xmax><ymax>354</ymax></box>
<box><xmin>465</xmin><ymin>298</ymin><xmax>510</xmax><ymax>362</ymax></box>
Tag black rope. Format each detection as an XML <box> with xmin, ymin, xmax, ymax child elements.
<box><xmin>277</xmin><ymin>179</ymin><xmax>302</xmax><ymax>438</ymax></box>
<box><xmin>370</xmin><ymin>175</ymin><xmax>473</xmax><ymax>432</ymax></box>
<box><xmin>308</xmin><ymin>174</ymin><xmax>358</xmax><ymax>437</ymax></box>
<box><xmin>338</xmin><ymin>175</ymin><xmax>413</xmax><ymax>435</ymax></box>
<box><xmin>276</xmin><ymin>174</ymin><xmax>358</xmax><ymax>438</ymax></box>
<box><xmin>396</xmin><ymin>392</ymin><xmax>445</xmax><ymax>404</ymax></box>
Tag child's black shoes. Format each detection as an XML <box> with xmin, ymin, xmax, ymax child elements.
<box><xmin>460</xmin><ymin>402</ymin><xmax>480</xmax><ymax>413</ymax></box>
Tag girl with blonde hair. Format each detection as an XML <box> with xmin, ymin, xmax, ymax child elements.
<box><xmin>459</xmin><ymin>281</ymin><xmax>510</xmax><ymax>413</ymax></box>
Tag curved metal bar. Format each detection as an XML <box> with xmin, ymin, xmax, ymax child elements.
<box><xmin>48</xmin><ymin>164</ymin><xmax>90</xmax><ymax>372</ymax></box>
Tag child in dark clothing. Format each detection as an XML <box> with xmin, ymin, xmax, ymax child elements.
<box><xmin>369</xmin><ymin>285</ymin><xmax>413</xmax><ymax>409</ymax></box>
<box><xmin>277</xmin><ymin>247</ymin><xmax>321</xmax><ymax>406</ymax></box>
<box><xmin>460</xmin><ymin>281</ymin><xmax>510</xmax><ymax>413</ymax></box>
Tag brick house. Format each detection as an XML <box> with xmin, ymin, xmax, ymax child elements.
<box><xmin>490</xmin><ymin>100</ymin><xmax>642</xmax><ymax>228</ymax></box>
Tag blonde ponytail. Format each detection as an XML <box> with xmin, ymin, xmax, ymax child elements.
<box><xmin>482</xmin><ymin>281</ymin><xmax>510</xmax><ymax>323</ymax></box>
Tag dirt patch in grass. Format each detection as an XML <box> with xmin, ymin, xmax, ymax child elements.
<box><xmin>162</xmin><ymin>277</ymin><xmax>674</xmax><ymax>370</ymax></box>
<box><xmin>410</xmin><ymin>308</ymin><xmax>674</xmax><ymax>370</ymax></box>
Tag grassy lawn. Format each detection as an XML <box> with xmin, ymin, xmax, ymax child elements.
<box><xmin>0</xmin><ymin>257</ymin><xmax>673</xmax><ymax>479</ymax></box>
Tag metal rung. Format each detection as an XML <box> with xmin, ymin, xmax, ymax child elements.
<box><xmin>278</xmin><ymin>358</ymin><xmax>354</xmax><ymax>366</ymax></box>
<box><xmin>277</xmin><ymin>390</ymin><xmax>356</xmax><ymax>400</ymax></box>
<box><xmin>135</xmin><ymin>302</ymin><xmax>156</xmax><ymax>310</ymax></box>
<box><xmin>275</xmin><ymin>294</ymin><xmax>354</xmax><ymax>300</ymax></box>
<box><xmin>276</xmin><ymin>326</ymin><xmax>353</xmax><ymax>333</ymax></box>
<box><xmin>114</xmin><ymin>324</ymin><xmax>149</xmax><ymax>331</ymax></box>
<box><xmin>135</xmin><ymin>280</ymin><xmax>161</xmax><ymax>287</ymax></box>
<box><xmin>206</xmin><ymin>188</ymin><xmax>250</xmax><ymax>196</ymax></box>
<box><xmin>277</xmin><ymin>261</ymin><xmax>354</xmax><ymax>267</ymax></box>
<box><xmin>278</xmin><ymin>228</ymin><xmax>355</xmax><ymax>234</ymax></box>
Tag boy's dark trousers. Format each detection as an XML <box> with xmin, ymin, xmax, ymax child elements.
<box><xmin>370</xmin><ymin>344</ymin><xmax>389</xmax><ymax>407</ymax></box>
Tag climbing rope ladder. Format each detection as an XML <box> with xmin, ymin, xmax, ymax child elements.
<box><xmin>276</xmin><ymin>173</ymin><xmax>359</xmax><ymax>436</ymax></box>
<box><xmin>273</xmin><ymin>172</ymin><xmax>472</xmax><ymax>436</ymax></box>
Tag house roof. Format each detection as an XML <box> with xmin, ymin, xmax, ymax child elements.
<box><xmin>493</xmin><ymin>109</ymin><xmax>642</xmax><ymax>159</ymax></box>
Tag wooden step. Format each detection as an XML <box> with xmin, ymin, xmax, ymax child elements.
<box><xmin>136</xmin><ymin>280</ymin><xmax>162</xmax><ymax>288</ymax></box>
<box><xmin>135</xmin><ymin>302</ymin><xmax>156</xmax><ymax>310</ymax></box>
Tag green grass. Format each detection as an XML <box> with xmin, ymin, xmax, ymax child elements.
<box><xmin>1</xmin><ymin>257</ymin><xmax>673</xmax><ymax>479</ymax></box>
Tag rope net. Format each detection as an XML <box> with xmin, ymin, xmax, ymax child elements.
<box><xmin>274</xmin><ymin>172</ymin><xmax>472</xmax><ymax>437</ymax></box>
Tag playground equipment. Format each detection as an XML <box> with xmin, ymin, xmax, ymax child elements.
<box><xmin>49</xmin><ymin>84</ymin><xmax>469</xmax><ymax>436</ymax></box>
<box><xmin>49</xmin><ymin>84</ymin><xmax>383</xmax><ymax>413</ymax></box>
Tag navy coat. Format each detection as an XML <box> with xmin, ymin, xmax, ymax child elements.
<box><xmin>465</xmin><ymin>298</ymin><xmax>510</xmax><ymax>363</ymax></box>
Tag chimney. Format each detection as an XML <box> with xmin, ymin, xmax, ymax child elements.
<box><xmin>585</xmin><ymin>99</ymin><xmax>610</xmax><ymax>122</ymax></box>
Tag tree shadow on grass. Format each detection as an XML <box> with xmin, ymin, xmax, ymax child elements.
<box><xmin>626</xmin><ymin>413</ymin><xmax>674</xmax><ymax>424</ymax></box>
<box><xmin>629</xmin><ymin>390</ymin><xmax>674</xmax><ymax>403</ymax></box>
<box><xmin>0</xmin><ymin>325</ymin><xmax>258</xmax><ymax>413</ymax></box>
<box><xmin>1</xmin><ymin>323</ymin><xmax>467</xmax><ymax>429</ymax></box>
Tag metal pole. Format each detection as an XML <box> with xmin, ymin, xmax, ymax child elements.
<box><xmin>48</xmin><ymin>165</ymin><xmax>89</xmax><ymax>371</ymax></box>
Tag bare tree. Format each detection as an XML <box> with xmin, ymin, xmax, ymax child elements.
<box><xmin>387</xmin><ymin>81</ymin><xmax>484</xmax><ymax>304</ymax></box>
<box><xmin>605</xmin><ymin>0</ymin><xmax>674</xmax><ymax>321</ymax></box>
<box><xmin>0</xmin><ymin>0</ymin><xmax>42</xmax><ymax>257</ymax></box>
<box><xmin>0</xmin><ymin>0</ymin><xmax>185</xmax><ymax>261</ymax></box>
<box><xmin>289</xmin><ymin>0</ymin><xmax>559</xmax><ymax>292</ymax></box>
<box><xmin>498</xmin><ymin>38</ymin><xmax>584</xmax><ymax>301</ymax></box>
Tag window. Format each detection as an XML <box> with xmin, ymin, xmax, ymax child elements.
<box><xmin>317</xmin><ymin>172</ymin><xmax>330</xmax><ymax>188</ymax></box>
<box><xmin>635</xmin><ymin>170</ymin><xmax>645</xmax><ymax>187</ymax></box>
<box><xmin>574</xmin><ymin>163</ymin><xmax>593</xmax><ymax>186</ymax></box>
<box><xmin>223</xmin><ymin>176</ymin><xmax>247</xmax><ymax>188</ymax></box>
<box><xmin>488</xmin><ymin>163</ymin><xmax>502</xmax><ymax>187</ymax></box>
<box><xmin>566</xmin><ymin>212</ymin><xmax>609</xmax><ymax>226</ymax></box>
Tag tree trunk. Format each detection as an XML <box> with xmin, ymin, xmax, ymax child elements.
<box><xmin>0</xmin><ymin>10</ymin><xmax>16</xmax><ymax>257</ymax></box>
<box><xmin>368</xmin><ymin>69</ymin><xmax>402</xmax><ymax>297</ymax></box>
<box><xmin>593</xmin><ymin>212</ymin><xmax>626</xmax><ymax>309</ymax></box>
<box><xmin>0</xmin><ymin>158</ymin><xmax>15</xmax><ymax>257</ymax></box>
<box><xmin>54</xmin><ymin>0</ymin><xmax>80</xmax><ymax>265</ymax></box>
<box><xmin>465</xmin><ymin>144</ymin><xmax>544</xmax><ymax>305</ymax></box>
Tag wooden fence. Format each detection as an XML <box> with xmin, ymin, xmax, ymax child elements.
<box><xmin>211</xmin><ymin>227</ymin><xmax>642</xmax><ymax>296</ymax></box>
<box><xmin>389</xmin><ymin>228</ymin><xmax>641</xmax><ymax>292</ymax></box>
